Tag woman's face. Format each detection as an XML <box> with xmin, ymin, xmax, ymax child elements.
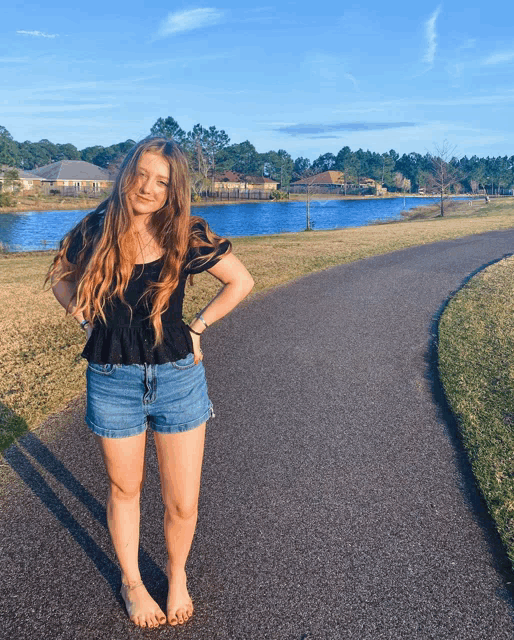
<box><xmin>129</xmin><ymin>151</ymin><xmax>170</xmax><ymax>217</ymax></box>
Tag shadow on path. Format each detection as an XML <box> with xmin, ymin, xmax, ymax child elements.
<box><xmin>2</xmin><ymin>431</ymin><xmax>167</xmax><ymax>600</ymax></box>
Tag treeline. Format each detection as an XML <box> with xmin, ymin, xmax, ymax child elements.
<box><xmin>1</xmin><ymin>119</ymin><xmax>514</xmax><ymax>194</ymax></box>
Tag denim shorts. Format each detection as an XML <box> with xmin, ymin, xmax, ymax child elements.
<box><xmin>85</xmin><ymin>352</ymin><xmax>214</xmax><ymax>438</ymax></box>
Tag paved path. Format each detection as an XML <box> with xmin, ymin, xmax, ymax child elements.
<box><xmin>2</xmin><ymin>229</ymin><xmax>514</xmax><ymax>640</ymax></box>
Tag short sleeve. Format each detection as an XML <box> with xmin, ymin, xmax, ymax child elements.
<box><xmin>184</xmin><ymin>221</ymin><xmax>231</xmax><ymax>275</ymax></box>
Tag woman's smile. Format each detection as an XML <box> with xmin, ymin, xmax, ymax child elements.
<box><xmin>129</xmin><ymin>152</ymin><xmax>170</xmax><ymax>215</ymax></box>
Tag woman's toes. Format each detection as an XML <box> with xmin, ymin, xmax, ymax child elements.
<box><xmin>158</xmin><ymin>611</ymin><xmax>167</xmax><ymax>625</ymax></box>
<box><xmin>168</xmin><ymin>614</ymin><xmax>178</xmax><ymax>626</ymax></box>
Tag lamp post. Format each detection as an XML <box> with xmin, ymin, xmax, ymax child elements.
<box><xmin>306</xmin><ymin>183</ymin><xmax>311</xmax><ymax>231</ymax></box>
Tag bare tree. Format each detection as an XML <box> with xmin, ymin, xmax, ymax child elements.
<box><xmin>429</xmin><ymin>141</ymin><xmax>460</xmax><ymax>216</ymax></box>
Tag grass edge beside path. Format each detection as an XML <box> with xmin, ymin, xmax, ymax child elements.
<box><xmin>1</xmin><ymin>199</ymin><xmax>514</xmax><ymax>452</ymax></box>
<box><xmin>438</xmin><ymin>256</ymin><xmax>514</xmax><ymax>568</ymax></box>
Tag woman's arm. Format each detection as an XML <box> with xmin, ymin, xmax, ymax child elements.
<box><xmin>51</xmin><ymin>268</ymin><xmax>94</xmax><ymax>339</ymax></box>
<box><xmin>188</xmin><ymin>252</ymin><xmax>254</xmax><ymax>363</ymax></box>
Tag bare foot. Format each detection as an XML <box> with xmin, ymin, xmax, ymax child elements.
<box><xmin>120</xmin><ymin>580</ymin><xmax>167</xmax><ymax>628</ymax></box>
<box><xmin>167</xmin><ymin>568</ymin><xmax>193</xmax><ymax>625</ymax></box>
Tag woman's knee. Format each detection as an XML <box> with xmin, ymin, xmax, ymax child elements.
<box><xmin>109</xmin><ymin>479</ymin><xmax>142</xmax><ymax>502</ymax></box>
<box><xmin>164</xmin><ymin>498</ymin><xmax>198</xmax><ymax>521</ymax></box>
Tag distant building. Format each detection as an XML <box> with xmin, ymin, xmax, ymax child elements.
<box><xmin>31</xmin><ymin>160</ymin><xmax>113</xmax><ymax>195</ymax></box>
<box><xmin>213</xmin><ymin>170</ymin><xmax>279</xmax><ymax>191</ymax></box>
<box><xmin>0</xmin><ymin>166</ymin><xmax>43</xmax><ymax>192</ymax></box>
<box><xmin>291</xmin><ymin>170</ymin><xmax>387</xmax><ymax>195</ymax></box>
<box><xmin>291</xmin><ymin>170</ymin><xmax>345</xmax><ymax>187</ymax></box>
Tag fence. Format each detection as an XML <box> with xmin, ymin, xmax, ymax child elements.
<box><xmin>40</xmin><ymin>184</ymin><xmax>108</xmax><ymax>198</ymax></box>
<box><xmin>199</xmin><ymin>189</ymin><xmax>275</xmax><ymax>201</ymax></box>
<box><xmin>289</xmin><ymin>184</ymin><xmax>376</xmax><ymax>195</ymax></box>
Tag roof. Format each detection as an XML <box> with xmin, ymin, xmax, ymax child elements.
<box><xmin>244</xmin><ymin>175</ymin><xmax>279</xmax><ymax>184</ymax></box>
<box><xmin>291</xmin><ymin>170</ymin><xmax>345</xmax><ymax>185</ymax></box>
<box><xmin>214</xmin><ymin>170</ymin><xmax>245</xmax><ymax>182</ymax></box>
<box><xmin>31</xmin><ymin>160</ymin><xmax>112</xmax><ymax>181</ymax></box>
<box><xmin>0</xmin><ymin>166</ymin><xmax>43</xmax><ymax>181</ymax></box>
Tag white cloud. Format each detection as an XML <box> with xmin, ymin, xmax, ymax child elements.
<box><xmin>482</xmin><ymin>50</ymin><xmax>514</xmax><ymax>65</ymax></box>
<box><xmin>423</xmin><ymin>6</ymin><xmax>441</xmax><ymax>66</ymax></box>
<box><xmin>16</xmin><ymin>30</ymin><xmax>58</xmax><ymax>38</ymax></box>
<box><xmin>157</xmin><ymin>8</ymin><xmax>224</xmax><ymax>37</ymax></box>
<box><xmin>344</xmin><ymin>72</ymin><xmax>359</xmax><ymax>90</ymax></box>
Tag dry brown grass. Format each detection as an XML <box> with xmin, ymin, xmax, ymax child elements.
<box><xmin>0</xmin><ymin>195</ymin><xmax>105</xmax><ymax>213</ymax></box>
<box><xmin>1</xmin><ymin>199</ymin><xmax>514</xmax><ymax>449</ymax></box>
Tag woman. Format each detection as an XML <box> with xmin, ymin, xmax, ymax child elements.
<box><xmin>46</xmin><ymin>137</ymin><xmax>254</xmax><ymax>628</ymax></box>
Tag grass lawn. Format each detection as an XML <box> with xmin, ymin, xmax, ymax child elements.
<box><xmin>1</xmin><ymin>197</ymin><xmax>514</xmax><ymax>451</ymax></box>
<box><xmin>438</xmin><ymin>255</ymin><xmax>514</xmax><ymax>566</ymax></box>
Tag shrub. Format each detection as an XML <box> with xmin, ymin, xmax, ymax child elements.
<box><xmin>270</xmin><ymin>190</ymin><xmax>289</xmax><ymax>200</ymax></box>
<box><xmin>0</xmin><ymin>193</ymin><xmax>16</xmax><ymax>207</ymax></box>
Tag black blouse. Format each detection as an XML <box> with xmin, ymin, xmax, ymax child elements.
<box><xmin>64</xmin><ymin>213</ymin><xmax>230</xmax><ymax>365</ymax></box>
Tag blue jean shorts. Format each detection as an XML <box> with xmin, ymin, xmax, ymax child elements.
<box><xmin>85</xmin><ymin>352</ymin><xmax>214</xmax><ymax>438</ymax></box>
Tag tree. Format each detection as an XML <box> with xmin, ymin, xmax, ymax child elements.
<box><xmin>2</xmin><ymin>168</ymin><xmax>21</xmax><ymax>193</ymax></box>
<box><xmin>203</xmin><ymin>126</ymin><xmax>230</xmax><ymax>187</ymax></box>
<box><xmin>0</xmin><ymin>126</ymin><xmax>19</xmax><ymax>166</ymax></box>
<box><xmin>428</xmin><ymin>141</ymin><xmax>461</xmax><ymax>216</ymax></box>
<box><xmin>150</xmin><ymin>117</ymin><xmax>185</xmax><ymax>143</ymax></box>
<box><xmin>55</xmin><ymin>143</ymin><xmax>80</xmax><ymax>161</ymax></box>
<box><xmin>311</xmin><ymin>152</ymin><xmax>336</xmax><ymax>173</ymax></box>
<box><xmin>263</xmin><ymin>149</ymin><xmax>294</xmax><ymax>187</ymax></box>
<box><xmin>293</xmin><ymin>157</ymin><xmax>311</xmax><ymax>179</ymax></box>
<box><xmin>218</xmin><ymin>140</ymin><xmax>261</xmax><ymax>175</ymax></box>
<box><xmin>184</xmin><ymin>125</ymin><xmax>210</xmax><ymax>194</ymax></box>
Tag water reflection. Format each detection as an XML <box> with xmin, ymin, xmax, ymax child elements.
<box><xmin>0</xmin><ymin>197</ymin><xmax>469</xmax><ymax>252</ymax></box>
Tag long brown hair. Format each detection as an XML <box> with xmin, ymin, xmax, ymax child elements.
<box><xmin>45</xmin><ymin>136</ymin><xmax>231</xmax><ymax>347</ymax></box>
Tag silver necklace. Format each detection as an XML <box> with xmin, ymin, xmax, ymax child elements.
<box><xmin>134</xmin><ymin>231</ymin><xmax>156</xmax><ymax>264</ymax></box>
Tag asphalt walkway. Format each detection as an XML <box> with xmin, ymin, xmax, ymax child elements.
<box><xmin>2</xmin><ymin>229</ymin><xmax>514</xmax><ymax>639</ymax></box>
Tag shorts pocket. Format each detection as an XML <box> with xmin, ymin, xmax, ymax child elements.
<box><xmin>87</xmin><ymin>362</ymin><xmax>118</xmax><ymax>375</ymax></box>
<box><xmin>171</xmin><ymin>352</ymin><xmax>197</xmax><ymax>370</ymax></box>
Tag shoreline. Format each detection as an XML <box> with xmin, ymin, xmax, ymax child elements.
<box><xmin>0</xmin><ymin>193</ymin><xmax>497</xmax><ymax>215</ymax></box>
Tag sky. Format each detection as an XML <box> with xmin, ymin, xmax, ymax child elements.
<box><xmin>2</xmin><ymin>1</ymin><xmax>514</xmax><ymax>162</ymax></box>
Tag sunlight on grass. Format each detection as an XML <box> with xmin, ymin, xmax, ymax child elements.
<box><xmin>1</xmin><ymin>198</ymin><xmax>514</xmax><ymax>450</ymax></box>
<box><xmin>439</xmin><ymin>255</ymin><xmax>514</xmax><ymax>566</ymax></box>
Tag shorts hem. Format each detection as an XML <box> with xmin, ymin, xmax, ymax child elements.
<box><xmin>85</xmin><ymin>416</ymin><xmax>147</xmax><ymax>439</ymax></box>
<box><xmin>151</xmin><ymin>404</ymin><xmax>214</xmax><ymax>434</ymax></box>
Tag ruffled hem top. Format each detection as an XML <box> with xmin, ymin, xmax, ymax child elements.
<box><xmin>64</xmin><ymin>213</ymin><xmax>231</xmax><ymax>365</ymax></box>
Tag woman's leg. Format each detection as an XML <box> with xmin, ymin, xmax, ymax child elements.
<box><xmin>154</xmin><ymin>423</ymin><xmax>206</xmax><ymax>625</ymax></box>
<box><xmin>95</xmin><ymin>432</ymin><xmax>166</xmax><ymax>628</ymax></box>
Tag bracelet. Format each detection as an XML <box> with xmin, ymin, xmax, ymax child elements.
<box><xmin>196</xmin><ymin>313</ymin><xmax>209</xmax><ymax>329</ymax></box>
<box><xmin>188</xmin><ymin>325</ymin><xmax>203</xmax><ymax>336</ymax></box>
<box><xmin>80</xmin><ymin>319</ymin><xmax>90</xmax><ymax>330</ymax></box>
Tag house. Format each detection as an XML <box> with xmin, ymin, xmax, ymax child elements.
<box><xmin>290</xmin><ymin>170</ymin><xmax>345</xmax><ymax>187</ymax></box>
<box><xmin>244</xmin><ymin>176</ymin><xmax>279</xmax><ymax>191</ymax></box>
<box><xmin>291</xmin><ymin>170</ymin><xmax>387</xmax><ymax>194</ymax></box>
<box><xmin>213</xmin><ymin>171</ymin><xmax>279</xmax><ymax>191</ymax></box>
<box><xmin>31</xmin><ymin>160</ymin><xmax>113</xmax><ymax>195</ymax></box>
<box><xmin>0</xmin><ymin>166</ymin><xmax>43</xmax><ymax>192</ymax></box>
<box><xmin>212</xmin><ymin>171</ymin><xmax>247</xmax><ymax>190</ymax></box>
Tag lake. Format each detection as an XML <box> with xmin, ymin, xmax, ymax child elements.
<box><xmin>0</xmin><ymin>197</ymin><xmax>473</xmax><ymax>252</ymax></box>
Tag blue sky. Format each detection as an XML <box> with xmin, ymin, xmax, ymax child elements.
<box><xmin>2</xmin><ymin>1</ymin><xmax>514</xmax><ymax>161</ymax></box>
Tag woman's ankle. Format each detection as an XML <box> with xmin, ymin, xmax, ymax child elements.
<box><xmin>121</xmin><ymin>574</ymin><xmax>143</xmax><ymax>588</ymax></box>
